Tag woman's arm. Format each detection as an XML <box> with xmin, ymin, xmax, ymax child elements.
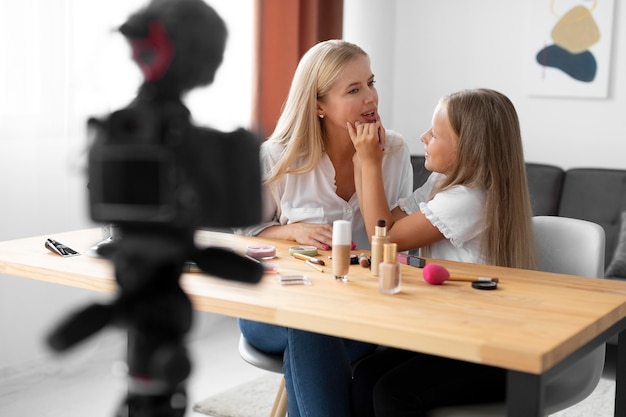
<box><xmin>240</xmin><ymin>142</ymin><xmax>334</xmax><ymax>248</ymax></box>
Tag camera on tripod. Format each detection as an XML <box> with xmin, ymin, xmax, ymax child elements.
<box><xmin>47</xmin><ymin>2</ymin><xmax>265</xmax><ymax>415</ymax></box>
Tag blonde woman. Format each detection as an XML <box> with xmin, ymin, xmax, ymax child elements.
<box><xmin>239</xmin><ymin>39</ymin><xmax>413</xmax><ymax>250</ymax></box>
<box><xmin>350</xmin><ymin>89</ymin><xmax>536</xmax><ymax>416</ymax></box>
<box><xmin>237</xmin><ymin>40</ymin><xmax>413</xmax><ymax>417</ymax></box>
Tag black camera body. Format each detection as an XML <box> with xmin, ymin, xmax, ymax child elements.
<box><xmin>87</xmin><ymin>96</ymin><xmax>262</xmax><ymax>232</ymax></box>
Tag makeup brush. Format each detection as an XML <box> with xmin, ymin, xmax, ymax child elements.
<box><xmin>292</xmin><ymin>252</ymin><xmax>325</xmax><ymax>265</ymax></box>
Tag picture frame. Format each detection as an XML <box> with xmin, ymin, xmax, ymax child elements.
<box><xmin>525</xmin><ymin>0</ymin><xmax>616</xmax><ymax>98</ymax></box>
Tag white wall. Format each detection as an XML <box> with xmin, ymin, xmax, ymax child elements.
<box><xmin>0</xmin><ymin>0</ymin><xmax>253</xmax><ymax>371</ymax></box>
<box><xmin>345</xmin><ymin>0</ymin><xmax>626</xmax><ymax>170</ymax></box>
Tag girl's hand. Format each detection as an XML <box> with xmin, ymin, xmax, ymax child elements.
<box><xmin>377</xmin><ymin>118</ymin><xmax>386</xmax><ymax>150</ymax></box>
<box><xmin>347</xmin><ymin>120</ymin><xmax>385</xmax><ymax>166</ymax></box>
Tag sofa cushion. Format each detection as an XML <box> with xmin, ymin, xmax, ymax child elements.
<box><xmin>410</xmin><ymin>156</ymin><xmax>430</xmax><ymax>190</ymax></box>
<box><xmin>526</xmin><ymin>163</ymin><xmax>565</xmax><ymax>216</ymax></box>
<box><xmin>606</xmin><ymin>211</ymin><xmax>626</xmax><ymax>279</ymax></box>
<box><xmin>558</xmin><ymin>168</ymin><xmax>626</xmax><ymax>271</ymax></box>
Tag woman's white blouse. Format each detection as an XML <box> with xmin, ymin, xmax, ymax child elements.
<box><xmin>238</xmin><ymin>130</ymin><xmax>413</xmax><ymax>250</ymax></box>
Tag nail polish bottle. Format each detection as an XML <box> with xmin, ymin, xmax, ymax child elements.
<box><xmin>332</xmin><ymin>220</ymin><xmax>352</xmax><ymax>282</ymax></box>
<box><xmin>370</xmin><ymin>219</ymin><xmax>390</xmax><ymax>277</ymax></box>
<box><xmin>379</xmin><ymin>243</ymin><xmax>401</xmax><ymax>294</ymax></box>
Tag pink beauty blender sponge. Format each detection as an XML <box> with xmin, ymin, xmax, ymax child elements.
<box><xmin>422</xmin><ymin>263</ymin><xmax>450</xmax><ymax>285</ymax></box>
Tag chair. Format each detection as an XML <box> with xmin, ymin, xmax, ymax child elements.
<box><xmin>238</xmin><ymin>334</ymin><xmax>287</xmax><ymax>417</ymax></box>
<box><xmin>429</xmin><ymin>215</ymin><xmax>607</xmax><ymax>417</ymax></box>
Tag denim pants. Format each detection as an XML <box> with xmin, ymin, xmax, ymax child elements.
<box><xmin>238</xmin><ymin>318</ymin><xmax>377</xmax><ymax>417</ymax></box>
<box><xmin>351</xmin><ymin>348</ymin><xmax>506</xmax><ymax>417</ymax></box>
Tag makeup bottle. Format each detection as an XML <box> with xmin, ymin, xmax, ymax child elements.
<box><xmin>379</xmin><ymin>243</ymin><xmax>401</xmax><ymax>294</ymax></box>
<box><xmin>332</xmin><ymin>220</ymin><xmax>352</xmax><ymax>282</ymax></box>
<box><xmin>370</xmin><ymin>219</ymin><xmax>390</xmax><ymax>277</ymax></box>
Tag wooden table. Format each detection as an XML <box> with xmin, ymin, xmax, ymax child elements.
<box><xmin>2</xmin><ymin>228</ymin><xmax>626</xmax><ymax>416</ymax></box>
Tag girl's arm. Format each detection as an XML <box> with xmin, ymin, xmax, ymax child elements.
<box><xmin>349</xmin><ymin>121</ymin><xmax>444</xmax><ymax>251</ymax></box>
<box><xmin>349</xmin><ymin>121</ymin><xmax>394</xmax><ymax>239</ymax></box>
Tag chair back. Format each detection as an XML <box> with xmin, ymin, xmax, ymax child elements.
<box><xmin>532</xmin><ymin>215</ymin><xmax>605</xmax><ymax>278</ymax></box>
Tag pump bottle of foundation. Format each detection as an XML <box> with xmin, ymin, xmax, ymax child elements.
<box><xmin>332</xmin><ymin>220</ymin><xmax>351</xmax><ymax>282</ymax></box>
<box><xmin>379</xmin><ymin>243</ymin><xmax>401</xmax><ymax>294</ymax></box>
<box><xmin>370</xmin><ymin>219</ymin><xmax>390</xmax><ymax>277</ymax></box>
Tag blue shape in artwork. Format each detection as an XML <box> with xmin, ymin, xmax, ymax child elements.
<box><xmin>536</xmin><ymin>44</ymin><xmax>597</xmax><ymax>82</ymax></box>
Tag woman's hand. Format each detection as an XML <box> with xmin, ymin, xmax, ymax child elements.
<box><xmin>259</xmin><ymin>222</ymin><xmax>334</xmax><ymax>249</ymax></box>
<box><xmin>290</xmin><ymin>223</ymin><xmax>334</xmax><ymax>249</ymax></box>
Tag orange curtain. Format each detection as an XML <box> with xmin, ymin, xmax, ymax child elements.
<box><xmin>252</xmin><ymin>0</ymin><xmax>343</xmax><ymax>138</ymax></box>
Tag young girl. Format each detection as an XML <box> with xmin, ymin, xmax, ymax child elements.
<box><xmin>349</xmin><ymin>88</ymin><xmax>536</xmax><ymax>416</ymax></box>
<box><xmin>237</xmin><ymin>40</ymin><xmax>413</xmax><ymax>417</ymax></box>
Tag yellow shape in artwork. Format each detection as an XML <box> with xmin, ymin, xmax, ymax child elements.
<box><xmin>551</xmin><ymin>5</ymin><xmax>600</xmax><ymax>54</ymax></box>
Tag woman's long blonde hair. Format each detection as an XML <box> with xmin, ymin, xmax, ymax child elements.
<box><xmin>434</xmin><ymin>89</ymin><xmax>535</xmax><ymax>269</ymax></box>
<box><xmin>263</xmin><ymin>40</ymin><xmax>368</xmax><ymax>184</ymax></box>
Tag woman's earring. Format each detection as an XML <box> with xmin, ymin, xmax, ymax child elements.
<box><xmin>318</xmin><ymin>114</ymin><xmax>324</xmax><ymax>119</ymax></box>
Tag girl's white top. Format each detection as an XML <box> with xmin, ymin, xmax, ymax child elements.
<box><xmin>398</xmin><ymin>172</ymin><xmax>487</xmax><ymax>264</ymax></box>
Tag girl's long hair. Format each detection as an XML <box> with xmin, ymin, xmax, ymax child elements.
<box><xmin>263</xmin><ymin>40</ymin><xmax>368</xmax><ymax>184</ymax></box>
<box><xmin>434</xmin><ymin>89</ymin><xmax>535</xmax><ymax>269</ymax></box>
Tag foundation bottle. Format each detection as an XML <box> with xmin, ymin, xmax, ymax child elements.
<box><xmin>379</xmin><ymin>243</ymin><xmax>401</xmax><ymax>294</ymax></box>
<box><xmin>332</xmin><ymin>220</ymin><xmax>351</xmax><ymax>282</ymax></box>
<box><xmin>370</xmin><ymin>219</ymin><xmax>390</xmax><ymax>277</ymax></box>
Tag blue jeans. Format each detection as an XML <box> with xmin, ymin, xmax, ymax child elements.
<box><xmin>238</xmin><ymin>318</ymin><xmax>377</xmax><ymax>417</ymax></box>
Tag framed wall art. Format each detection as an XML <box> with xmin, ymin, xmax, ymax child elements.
<box><xmin>525</xmin><ymin>0</ymin><xmax>616</xmax><ymax>98</ymax></box>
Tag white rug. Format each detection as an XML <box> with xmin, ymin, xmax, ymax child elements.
<box><xmin>193</xmin><ymin>373</ymin><xmax>284</xmax><ymax>417</ymax></box>
<box><xmin>194</xmin><ymin>375</ymin><xmax>615</xmax><ymax>417</ymax></box>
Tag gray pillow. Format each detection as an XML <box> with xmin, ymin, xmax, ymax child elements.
<box><xmin>606</xmin><ymin>211</ymin><xmax>626</xmax><ymax>278</ymax></box>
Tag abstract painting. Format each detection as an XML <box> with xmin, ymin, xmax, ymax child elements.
<box><xmin>526</xmin><ymin>0</ymin><xmax>615</xmax><ymax>98</ymax></box>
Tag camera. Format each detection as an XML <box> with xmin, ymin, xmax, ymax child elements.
<box><xmin>87</xmin><ymin>98</ymin><xmax>262</xmax><ymax>231</ymax></box>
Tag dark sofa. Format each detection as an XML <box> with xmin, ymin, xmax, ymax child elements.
<box><xmin>410</xmin><ymin>156</ymin><xmax>626</xmax><ymax>281</ymax></box>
